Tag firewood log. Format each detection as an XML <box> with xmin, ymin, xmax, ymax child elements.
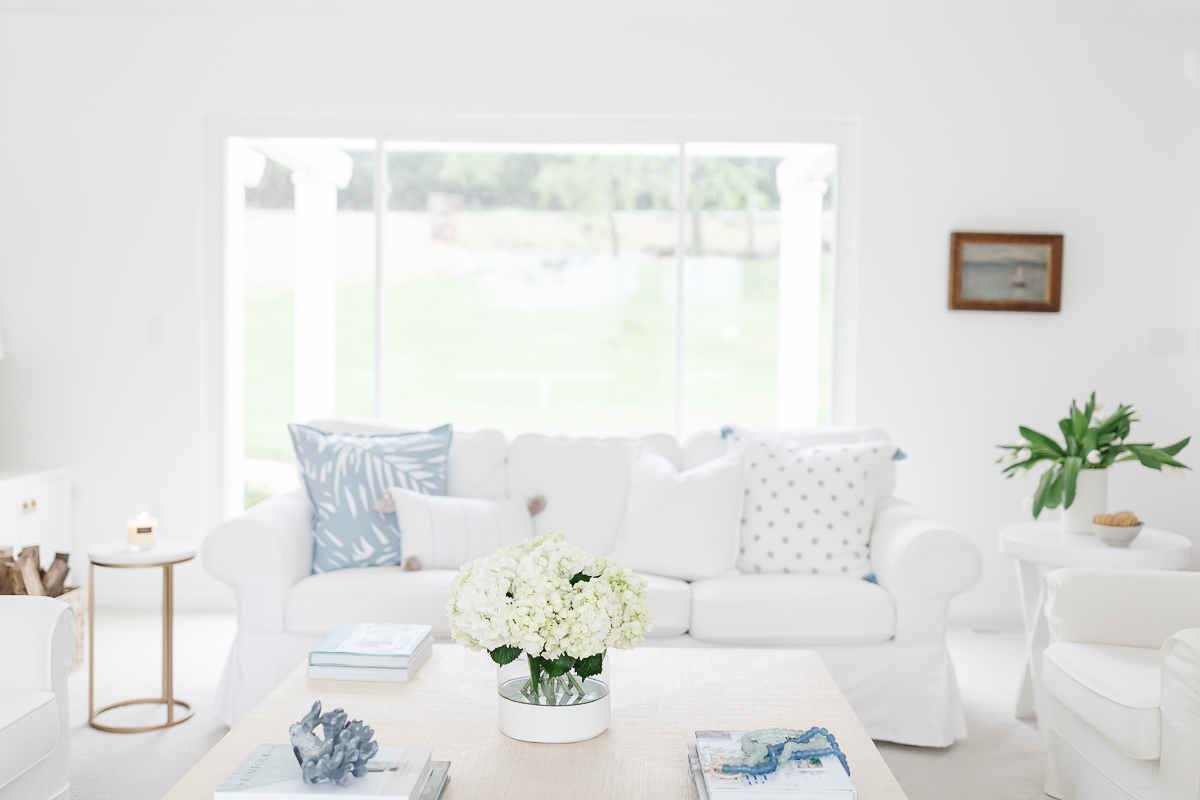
<box><xmin>20</xmin><ymin>556</ymin><xmax>44</xmax><ymax>596</ymax></box>
<box><xmin>9</xmin><ymin>563</ymin><xmax>27</xmax><ymax>595</ymax></box>
<box><xmin>42</xmin><ymin>558</ymin><xmax>69</xmax><ymax>597</ymax></box>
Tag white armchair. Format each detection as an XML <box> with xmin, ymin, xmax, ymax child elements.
<box><xmin>1043</xmin><ymin>567</ymin><xmax>1200</xmax><ymax>800</ymax></box>
<box><xmin>0</xmin><ymin>596</ymin><xmax>74</xmax><ymax>800</ymax></box>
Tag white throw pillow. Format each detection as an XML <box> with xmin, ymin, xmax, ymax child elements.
<box><xmin>607</xmin><ymin>451</ymin><xmax>745</xmax><ymax>581</ymax></box>
<box><xmin>389</xmin><ymin>487</ymin><xmax>533</xmax><ymax>570</ymax></box>
<box><xmin>735</xmin><ymin>436</ymin><xmax>898</xmax><ymax>578</ymax></box>
<box><xmin>506</xmin><ymin>433</ymin><xmax>682</xmax><ymax>555</ymax></box>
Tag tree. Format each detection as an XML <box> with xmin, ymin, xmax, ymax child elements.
<box><xmin>533</xmin><ymin>155</ymin><xmax>675</xmax><ymax>254</ymax></box>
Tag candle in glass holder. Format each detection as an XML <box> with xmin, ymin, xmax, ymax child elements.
<box><xmin>127</xmin><ymin>512</ymin><xmax>157</xmax><ymax>550</ymax></box>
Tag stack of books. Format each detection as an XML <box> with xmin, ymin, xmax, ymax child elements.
<box><xmin>687</xmin><ymin>730</ymin><xmax>857</xmax><ymax>800</ymax></box>
<box><xmin>308</xmin><ymin>623</ymin><xmax>434</xmax><ymax>682</ymax></box>
<box><xmin>214</xmin><ymin>743</ymin><xmax>449</xmax><ymax>800</ymax></box>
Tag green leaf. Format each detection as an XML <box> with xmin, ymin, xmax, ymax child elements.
<box><xmin>569</xmin><ymin>572</ymin><xmax>593</xmax><ymax>586</ymax></box>
<box><xmin>1020</xmin><ymin>427</ymin><xmax>1064</xmax><ymax>457</ymax></box>
<box><xmin>1127</xmin><ymin>446</ymin><xmax>1163</xmax><ymax>469</ymax></box>
<box><xmin>1061</xmin><ymin>456</ymin><xmax>1082</xmax><ymax>509</ymax></box>
<box><xmin>1044</xmin><ymin>467</ymin><xmax>1065</xmax><ymax>510</ymax></box>
<box><xmin>1071</xmin><ymin>402</ymin><xmax>1088</xmax><ymax>440</ymax></box>
<box><xmin>574</xmin><ymin>651</ymin><xmax>605</xmax><ymax>679</ymax></box>
<box><xmin>542</xmin><ymin>654</ymin><xmax>576</xmax><ymax>677</ymax></box>
<box><xmin>1082</xmin><ymin>428</ymin><xmax>1098</xmax><ymax>455</ymax></box>
<box><xmin>1161</xmin><ymin>437</ymin><xmax>1190</xmax><ymax>458</ymax></box>
<box><xmin>1032</xmin><ymin>467</ymin><xmax>1055</xmax><ymax>518</ymax></box>
<box><xmin>489</xmin><ymin>645</ymin><xmax>522</xmax><ymax>666</ymax></box>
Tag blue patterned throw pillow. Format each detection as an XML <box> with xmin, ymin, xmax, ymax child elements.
<box><xmin>289</xmin><ymin>423</ymin><xmax>453</xmax><ymax>573</ymax></box>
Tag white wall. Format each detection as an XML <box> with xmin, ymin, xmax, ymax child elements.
<box><xmin>0</xmin><ymin>2</ymin><xmax>1198</xmax><ymax>615</ymax></box>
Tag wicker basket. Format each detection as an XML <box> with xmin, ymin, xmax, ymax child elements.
<box><xmin>58</xmin><ymin>585</ymin><xmax>87</xmax><ymax>673</ymax></box>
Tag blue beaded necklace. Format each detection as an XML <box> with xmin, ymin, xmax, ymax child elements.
<box><xmin>714</xmin><ymin>727</ymin><xmax>850</xmax><ymax>777</ymax></box>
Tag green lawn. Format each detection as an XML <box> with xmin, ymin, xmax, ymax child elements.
<box><xmin>244</xmin><ymin>209</ymin><xmax>832</xmax><ymax>467</ymax></box>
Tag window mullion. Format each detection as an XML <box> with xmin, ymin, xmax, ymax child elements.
<box><xmin>373</xmin><ymin>138</ymin><xmax>388</xmax><ymax>419</ymax></box>
<box><xmin>673</xmin><ymin>143</ymin><xmax>688</xmax><ymax>438</ymax></box>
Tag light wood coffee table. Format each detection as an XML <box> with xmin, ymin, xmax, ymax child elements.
<box><xmin>164</xmin><ymin>645</ymin><xmax>907</xmax><ymax>799</ymax></box>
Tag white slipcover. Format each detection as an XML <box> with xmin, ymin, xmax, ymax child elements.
<box><xmin>0</xmin><ymin>596</ymin><xmax>74</xmax><ymax>800</ymax></box>
<box><xmin>204</xmin><ymin>424</ymin><xmax>982</xmax><ymax>748</ymax></box>
<box><xmin>1043</xmin><ymin>568</ymin><xmax>1200</xmax><ymax>800</ymax></box>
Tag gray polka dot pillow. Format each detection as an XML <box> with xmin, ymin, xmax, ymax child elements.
<box><xmin>732</xmin><ymin>433</ymin><xmax>899</xmax><ymax>577</ymax></box>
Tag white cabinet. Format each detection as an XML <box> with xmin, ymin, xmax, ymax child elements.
<box><xmin>0</xmin><ymin>469</ymin><xmax>72</xmax><ymax>570</ymax></box>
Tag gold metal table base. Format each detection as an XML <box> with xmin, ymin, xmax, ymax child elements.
<box><xmin>88</xmin><ymin>554</ymin><xmax>195</xmax><ymax>733</ymax></box>
<box><xmin>89</xmin><ymin>697</ymin><xmax>194</xmax><ymax>733</ymax></box>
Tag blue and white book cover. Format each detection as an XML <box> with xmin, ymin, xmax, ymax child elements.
<box><xmin>694</xmin><ymin>731</ymin><xmax>856</xmax><ymax>800</ymax></box>
<box><xmin>215</xmin><ymin>744</ymin><xmax>432</xmax><ymax>800</ymax></box>
<box><xmin>310</xmin><ymin>624</ymin><xmax>434</xmax><ymax>667</ymax></box>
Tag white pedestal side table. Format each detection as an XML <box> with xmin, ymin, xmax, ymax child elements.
<box><xmin>1000</xmin><ymin>522</ymin><xmax>1191</xmax><ymax>721</ymax></box>
<box><xmin>87</xmin><ymin>539</ymin><xmax>198</xmax><ymax>733</ymax></box>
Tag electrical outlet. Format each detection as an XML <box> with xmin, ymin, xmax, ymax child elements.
<box><xmin>1148</xmin><ymin>327</ymin><xmax>1186</xmax><ymax>358</ymax></box>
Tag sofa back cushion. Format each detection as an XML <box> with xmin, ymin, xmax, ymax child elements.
<box><xmin>290</xmin><ymin>423</ymin><xmax>452</xmax><ymax>573</ymax></box>
<box><xmin>731</xmin><ymin>435</ymin><xmax>899</xmax><ymax>578</ymax></box>
<box><xmin>506</xmin><ymin>433</ymin><xmax>682</xmax><ymax>555</ymax></box>
<box><xmin>683</xmin><ymin>426</ymin><xmax>897</xmax><ymax>498</ymax></box>
<box><xmin>307</xmin><ymin>417</ymin><xmax>508</xmax><ymax>500</ymax></box>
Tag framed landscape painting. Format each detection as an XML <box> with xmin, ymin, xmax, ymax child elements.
<box><xmin>949</xmin><ymin>232</ymin><xmax>1063</xmax><ymax>312</ymax></box>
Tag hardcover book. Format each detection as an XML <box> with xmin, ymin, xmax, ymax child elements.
<box><xmin>694</xmin><ymin>731</ymin><xmax>856</xmax><ymax>800</ymax></box>
<box><xmin>308</xmin><ymin>640</ymin><xmax>433</xmax><ymax>682</ymax></box>
<box><xmin>214</xmin><ymin>744</ymin><xmax>433</xmax><ymax>800</ymax></box>
<box><xmin>309</xmin><ymin>624</ymin><xmax>434</xmax><ymax>668</ymax></box>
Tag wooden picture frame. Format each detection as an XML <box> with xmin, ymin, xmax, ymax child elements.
<box><xmin>949</xmin><ymin>232</ymin><xmax>1063</xmax><ymax>312</ymax></box>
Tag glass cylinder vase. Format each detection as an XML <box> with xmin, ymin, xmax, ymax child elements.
<box><xmin>496</xmin><ymin>654</ymin><xmax>610</xmax><ymax>743</ymax></box>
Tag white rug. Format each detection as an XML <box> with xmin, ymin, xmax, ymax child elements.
<box><xmin>67</xmin><ymin>612</ymin><xmax>1046</xmax><ymax>799</ymax></box>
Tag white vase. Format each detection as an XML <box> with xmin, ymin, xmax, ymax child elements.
<box><xmin>1061</xmin><ymin>468</ymin><xmax>1108</xmax><ymax>534</ymax></box>
<box><xmin>497</xmin><ymin>656</ymin><xmax>610</xmax><ymax>743</ymax></box>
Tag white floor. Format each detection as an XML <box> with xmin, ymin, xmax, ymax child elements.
<box><xmin>68</xmin><ymin>611</ymin><xmax>1046</xmax><ymax>799</ymax></box>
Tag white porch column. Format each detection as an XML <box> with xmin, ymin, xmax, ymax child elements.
<box><xmin>291</xmin><ymin>171</ymin><xmax>340</xmax><ymax>423</ymax></box>
<box><xmin>224</xmin><ymin>138</ymin><xmax>265</xmax><ymax>517</ymax></box>
<box><xmin>247</xmin><ymin>140</ymin><xmax>353</xmax><ymax>425</ymax></box>
<box><xmin>775</xmin><ymin>146</ymin><xmax>836</xmax><ymax>428</ymax></box>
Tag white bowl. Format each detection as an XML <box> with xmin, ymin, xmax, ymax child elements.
<box><xmin>1092</xmin><ymin>522</ymin><xmax>1144</xmax><ymax>547</ymax></box>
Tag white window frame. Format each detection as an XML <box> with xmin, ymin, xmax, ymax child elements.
<box><xmin>202</xmin><ymin>115</ymin><xmax>862</xmax><ymax>531</ymax></box>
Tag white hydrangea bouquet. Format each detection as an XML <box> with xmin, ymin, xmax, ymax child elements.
<box><xmin>447</xmin><ymin>531</ymin><xmax>651</xmax><ymax>704</ymax></box>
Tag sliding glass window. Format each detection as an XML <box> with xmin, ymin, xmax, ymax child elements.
<box><xmin>228</xmin><ymin>138</ymin><xmax>837</xmax><ymax>507</ymax></box>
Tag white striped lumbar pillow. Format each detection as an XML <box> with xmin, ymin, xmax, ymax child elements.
<box><xmin>388</xmin><ymin>487</ymin><xmax>534</xmax><ymax>570</ymax></box>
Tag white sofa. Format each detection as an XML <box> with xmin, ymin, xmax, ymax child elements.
<box><xmin>204</xmin><ymin>423</ymin><xmax>982</xmax><ymax>747</ymax></box>
<box><xmin>1043</xmin><ymin>568</ymin><xmax>1200</xmax><ymax>800</ymax></box>
<box><xmin>0</xmin><ymin>596</ymin><xmax>74</xmax><ymax>800</ymax></box>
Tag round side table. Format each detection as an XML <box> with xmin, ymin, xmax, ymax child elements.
<box><xmin>87</xmin><ymin>538</ymin><xmax>198</xmax><ymax>733</ymax></box>
<box><xmin>1000</xmin><ymin>522</ymin><xmax>1191</xmax><ymax>721</ymax></box>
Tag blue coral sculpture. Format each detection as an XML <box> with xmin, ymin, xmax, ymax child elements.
<box><xmin>289</xmin><ymin>700</ymin><xmax>379</xmax><ymax>786</ymax></box>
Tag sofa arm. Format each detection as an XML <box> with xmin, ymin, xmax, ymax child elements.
<box><xmin>1156</xmin><ymin>628</ymin><xmax>1200</xmax><ymax>800</ymax></box>
<box><xmin>0</xmin><ymin>596</ymin><xmax>74</xmax><ymax>691</ymax></box>
<box><xmin>870</xmin><ymin>497</ymin><xmax>982</xmax><ymax>645</ymax></box>
<box><xmin>202</xmin><ymin>488</ymin><xmax>314</xmax><ymax>634</ymax></box>
<box><xmin>1044</xmin><ymin>568</ymin><xmax>1200</xmax><ymax>650</ymax></box>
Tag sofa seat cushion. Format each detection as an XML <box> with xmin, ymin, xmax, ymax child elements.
<box><xmin>286</xmin><ymin>567</ymin><xmax>691</xmax><ymax>642</ymax></box>
<box><xmin>689</xmin><ymin>574</ymin><xmax>895</xmax><ymax>646</ymax></box>
<box><xmin>0</xmin><ymin>691</ymin><xmax>57</xmax><ymax>790</ymax></box>
<box><xmin>1043</xmin><ymin>642</ymin><xmax>1162</xmax><ymax>759</ymax></box>
<box><xmin>640</xmin><ymin>573</ymin><xmax>692</xmax><ymax>638</ymax></box>
<box><xmin>286</xmin><ymin>568</ymin><xmax>461</xmax><ymax>639</ymax></box>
